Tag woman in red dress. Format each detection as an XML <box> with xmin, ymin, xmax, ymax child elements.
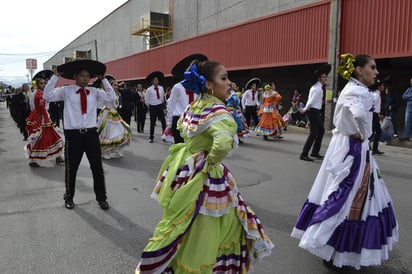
<box><xmin>25</xmin><ymin>72</ymin><xmax>64</xmax><ymax>167</ymax></box>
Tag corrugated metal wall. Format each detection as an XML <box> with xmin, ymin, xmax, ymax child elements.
<box><xmin>340</xmin><ymin>0</ymin><xmax>412</xmax><ymax>58</ymax></box>
<box><xmin>106</xmin><ymin>1</ymin><xmax>330</xmax><ymax>80</ymax></box>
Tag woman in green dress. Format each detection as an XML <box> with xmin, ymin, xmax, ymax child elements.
<box><xmin>136</xmin><ymin>60</ymin><xmax>273</xmax><ymax>274</ymax></box>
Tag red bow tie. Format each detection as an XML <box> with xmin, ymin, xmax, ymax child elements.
<box><xmin>155</xmin><ymin>86</ymin><xmax>160</xmax><ymax>100</ymax></box>
<box><xmin>76</xmin><ymin>88</ymin><xmax>90</xmax><ymax>114</ymax></box>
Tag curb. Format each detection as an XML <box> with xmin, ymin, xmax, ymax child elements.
<box><xmin>285</xmin><ymin>125</ymin><xmax>412</xmax><ymax>149</ymax></box>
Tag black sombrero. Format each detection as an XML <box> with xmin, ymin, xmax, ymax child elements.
<box><xmin>57</xmin><ymin>59</ymin><xmax>106</xmax><ymax>80</ymax></box>
<box><xmin>245</xmin><ymin>78</ymin><xmax>261</xmax><ymax>90</ymax></box>
<box><xmin>171</xmin><ymin>53</ymin><xmax>208</xmax><ymax>79</ymax></box>
<box><xmin>314</xmin><ymin>64</ymin><xmax>332</xmax><ymax>77</ymax></box>
<box><xmin>145</xmin><ymin>71</ymin><xmax>164</xmax><ymax>83</ymax></box>
<box><xmin>33</xmin><ymin>70</ymin><xmax>54</xmax><ymax>80</ymax></box>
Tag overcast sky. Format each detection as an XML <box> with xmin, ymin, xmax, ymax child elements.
<box><xmin>0</xmin><ymin>0</ymin><xmax>128</xmax><ymax>86</ymax></box>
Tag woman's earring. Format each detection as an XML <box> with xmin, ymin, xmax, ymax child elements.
<box><xmin>211</xmin><ymin>89</ymin><xmax>214</xmax><ymax>95</ymax></box>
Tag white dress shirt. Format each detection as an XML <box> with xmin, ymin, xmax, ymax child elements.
<box><xmin>242</xmin><ymin>89</ymin><xmax>259</xmax><ymax>107</ymax></box>
<box><xmin>303</xmin><ymin>81</ymin><xmax>323</xmax><ymax>111</ymax></box>
<box><xmin>43</xmin><ymin>75</ymin><xmax>116</xmax><ymax>129</ymax></box>
<box><xmin>28</xmin><ymin>90</ymin><xmax>36</xmax><ymax>111</ymax></box>
<box><xmin>166</xmin><ymin>82</ymin><xmax>198</xmax><ymax>126</ymax></box>
<box><xmin>372</xmin><ymin>90</ymin><xmax>381</xmax><ymax>113</ymax></box>
<box><xmin>145</xmin><ymin>85</ymin><xmax>165</xmax><ymax>106</ymax></box>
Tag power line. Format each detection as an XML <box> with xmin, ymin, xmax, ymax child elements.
<box><xmin>0</xmin><ymin>51</ymin><xmax>56</xmax><ymax>56</ymax></box>
<box><xmin>0</xmin><ymin>56</ymin><xmax>52</xmax><ymax>64</ymax></box>
<box><xmin>0</xmin><ymin>52</ymin><xmax>56</xmax><ymax>66</ymax></box>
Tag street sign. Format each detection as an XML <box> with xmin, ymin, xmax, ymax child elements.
<box><xmin>26</xmin><ymin>59</ymin><xmax>37</xmax><ymax>69</ymax></box>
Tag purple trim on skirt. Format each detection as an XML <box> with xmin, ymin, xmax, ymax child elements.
<box><xmin>215</xmin><ymin>245</ymin><xmax>247</xmax><ymax>263</ymax></box>
<box><xmin>294</xmin><ymin>136</ymin><xmax>364</xmax><ymax>230</ymax></box>
<box><xmin>139</xmin><ymin>162</ymin><xmax>208</xmax><ymax>272</ymax></box>
<box><xmin>141</xmin><ymin>191</ymin><xmax>205</xmax><ymax>259</ymax></box>
<box><xmin>328</xmin><ymin>203</ymin><xmax>397</xmax><ymax>252</ymax></box>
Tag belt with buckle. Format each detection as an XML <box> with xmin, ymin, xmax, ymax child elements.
<box><xmin>65</xmin><ymin>127</ymin><xmax>96</xmax><ymax>134</ymax></box>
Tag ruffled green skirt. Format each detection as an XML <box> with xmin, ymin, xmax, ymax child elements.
<box><xmin>136</xmin><ymin>143</ymin><xmax>273</xmax><ymax>273</ymax></box>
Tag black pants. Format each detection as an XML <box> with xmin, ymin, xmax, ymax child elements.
<box><xmin>171</xmin><ymin>116</ymin><xmax>184</xmax><ymax>143</ymax></box>
<box><xmin>49</xmin><ymin>103</ymin><xmax>61</xmax><ymax>127</ymax></box>
<box><xmin>244</xmin><ymin>105</ymin><xmax>258</xmax><ymax>127</ymax></box>
<box><xmin>97</xmin><ymin>108</ymin><xmax>102</xmax><ymax>119</ymax></box>
<box><xmin>371</xmin><ymin>112</ymin><xmax>382</xmax><ymax>151</ymax></box>
<box><xmin>302</xmin><ymin>108</ymin><xmax>325</xmax><ymax>156</ymax></box>
<box><xmin>19</xmin><ymin>118</ymin><xmax>28</xmax><ymax>139</ymax></box>
<box><xmin>389</xmin><ymin>110</ymin><xmax>398</xmax><ymax>135</ymax></box>
<box><xmin>119</xmin><ymin>109</ymin><xmax>132</xmax><ymax>125</ymax></box>
<box><xmin>149</xmin><ymin>104</ymin><xmax>166</xmax><ymax>140</ymax></box>
<box><xmin>136</xmin><ymin>105</ymin><xmax>147</xmax><ymax>132</ymax></box>
<box><xmin>64</xmin><ymin>128</ymin><xmax>106</xmax><ymax>202</ymax></box>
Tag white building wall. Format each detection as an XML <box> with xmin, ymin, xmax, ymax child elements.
<box><xmin>44</xmin><ymin>0</ymin><xmax>169</xmax><ymax>69</ymax></box>
<box><xmin>44</xmin><ymin>0</ymin><xmax>318</xmax><ymax>69</ymax></box>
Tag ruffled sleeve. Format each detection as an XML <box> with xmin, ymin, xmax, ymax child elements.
<box><xmin>205</xmin><ymin>117</ymin><xmax>237</xmax><ymax>164</ymax></box>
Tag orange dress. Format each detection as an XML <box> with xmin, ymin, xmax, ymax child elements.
<box><xmin>255</xmin><ymin>90</ymin><xmax>286</xmax><ymax>136</ymax></box>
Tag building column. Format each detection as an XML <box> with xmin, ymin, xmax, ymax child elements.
<box><xmin>325</xmin><ymin>0</ymin><xmax>341</xmax><ymax>130</ymax></box>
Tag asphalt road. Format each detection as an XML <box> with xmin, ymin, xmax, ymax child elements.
<box><xmin>0</xmin><ymin>101</ymin><xmax>411</xmax><ymax>274</ymax></box>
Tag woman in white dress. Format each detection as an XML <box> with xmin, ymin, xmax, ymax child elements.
<box><xmin>291</xmin><ymin>54</ymin><xmax>398</xmax><ymax>269</ymax></box>
<box><xmin>96</xmin><ymin>76</ymin><xmax>131</xmax><ymax>159</ymax></box>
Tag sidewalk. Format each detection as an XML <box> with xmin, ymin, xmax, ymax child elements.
<box><xmin>286</xmin><ymin>124</ymin><xmax>412</xmax><ymax>149</ymax></box>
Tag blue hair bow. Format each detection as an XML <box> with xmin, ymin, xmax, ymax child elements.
<box><xmin>181</xmin><ymin>65</ymin><xmax>206</xmax><ymax>94</ymax></box>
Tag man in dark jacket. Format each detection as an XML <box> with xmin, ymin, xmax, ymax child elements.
<box><xmin>118</xmin><ymin>82</ymin><xmax>139</xmax><ymax>125</ymax></box>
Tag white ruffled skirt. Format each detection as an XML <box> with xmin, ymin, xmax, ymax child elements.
<box><xmin>291</xmin><ymin>130</ymin><xmax>398</xmax><ymax>269</ymax></box>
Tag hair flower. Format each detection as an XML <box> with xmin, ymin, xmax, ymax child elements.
<box><xmin>336</xmin><ymin>53</ymin><xmax>356</xmax><ymax>80</ymax></box>
<box><xmin>32</xmin><ymin>80</ymin><xmax>38</xmax><ymax>89</ymax></box>
<box><xmin>181</xmin><ymin>65</ymin><xmax>206</xmax><ymax>94</ymax></box>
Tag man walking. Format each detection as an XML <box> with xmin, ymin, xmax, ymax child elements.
<box><xmin>242</xmin><ymin>78</ymin><xmax>261</xmax><ymax>129</ymax></box>
<box><xmin>145</xmin><ymin>71</ymin><xmax>166</xmax><ymax>143</ymax></box>
<box><xmin>299</xmin><ymin>64</ymin><xmax>331</xmax><ymax>161</ymax></box>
